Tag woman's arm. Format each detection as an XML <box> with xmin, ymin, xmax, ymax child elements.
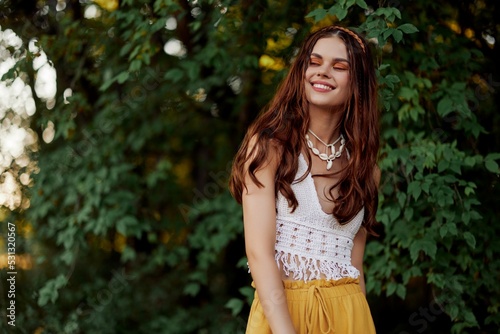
<box><xmin>352</xmin><ymin>165</ymin><xmax>381</xmax><ymax>295</ymax></box>
<box><xmin>351</xmin><ymin>227</ymin><xmax>368</xmax><ymax>295</ymax></box>
<box><xmin>242</xmin><ymin>144</ymin><xmax>296</xmax><ymax>334</ymax></box>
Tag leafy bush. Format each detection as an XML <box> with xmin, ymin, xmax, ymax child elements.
<box><xmin>1</xmin><ymin>0</ymin><xmax>499</xmax><ymax>333</ymax></box>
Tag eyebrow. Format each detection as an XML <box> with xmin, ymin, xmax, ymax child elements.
<box><xmin>310</xmin><ymin>53</ymin><xmax>350</xmax><ymax>63</ymax></box>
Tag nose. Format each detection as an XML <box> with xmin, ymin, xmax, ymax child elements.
<box><xmin>316</xmin><ymin>65</ymin><xmax>331</xmax><ymax>78</ymax></box>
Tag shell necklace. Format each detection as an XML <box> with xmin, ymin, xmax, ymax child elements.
<box><xmin>305</xmin><ymin>129</ymin><xmax>346</xmax><ymax>170</ymax></box>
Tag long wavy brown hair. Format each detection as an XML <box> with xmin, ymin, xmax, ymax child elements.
<box><xmin>229</xmin><ymin>25</ymin><xmax>379</xmax><ymax>234</ymax></box>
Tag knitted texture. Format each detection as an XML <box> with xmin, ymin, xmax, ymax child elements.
<box><xmin>274</xmin><ymin>153</ymin><xmax>363</xmax><ymax>282</ymax></box>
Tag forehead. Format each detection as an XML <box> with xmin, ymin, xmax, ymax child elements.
<box><xmin>311</xmin><ymin>36</ymin><xmax>348</xmax><ymax>59</ymax></box>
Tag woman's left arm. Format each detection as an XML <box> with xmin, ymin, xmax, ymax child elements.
<box><xmin>351</xmin><ymin>165</ymin><xmax>381</xmax><ymax>295</ymax></box>
<box><xmin>351</xmin><ymin>228</ymin><xmax>368</xmax><ymax>295</ymax></box>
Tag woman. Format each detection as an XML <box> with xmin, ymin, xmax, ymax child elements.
<box><xmin>229</xmin><ymin>25</ymin><xmax>380</xmax><ymax>334</ymax></box>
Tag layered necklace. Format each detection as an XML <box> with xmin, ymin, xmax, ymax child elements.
<box><xmin>305</xmin><ymin>129</ymin><xmax>346</xmax><ymax>170</ymax></box>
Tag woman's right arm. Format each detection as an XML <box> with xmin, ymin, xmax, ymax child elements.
<box><xmin>242</xmin><ymin>144</ymin><xmax>296</xmax><ymax>334</ymax></box>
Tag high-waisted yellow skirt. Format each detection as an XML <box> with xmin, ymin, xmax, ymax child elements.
<box><xmin>246</xmin><ymin>278</ymin><xmax>376</xmax><ymax>334</ymax></box>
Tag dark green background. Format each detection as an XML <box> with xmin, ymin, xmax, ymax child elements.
<box><xmin>1</xmin><ymin>0</ymin><xmax>499</xmax><ymax>333</ymax></box>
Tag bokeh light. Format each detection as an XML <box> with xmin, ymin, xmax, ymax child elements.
<box><xmin>163</xmin><ymin>38</ymin><xmax>187</xmax><ymax>57</ymax></box>
<box><xmin>0</xmin><ymin>26</ymin><xmax>57</xmax><ymax>210</ymax></box>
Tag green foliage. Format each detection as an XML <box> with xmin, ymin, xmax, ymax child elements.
<box><xmin>355</xmin><ymin>2</ymin><xmax>498</xmax><ymax>333</ymax></box>
<box><xmin>1</xmin><ymin>0</ymin><xmax>499</xmax><ymax>333</ymax></box>
<box><xmin>37</xmin><ymin>274</ymin><xmax>68</xmax><ymax>307</ymax></box>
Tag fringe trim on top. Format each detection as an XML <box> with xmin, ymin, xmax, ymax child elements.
<box><xmin>274</xmin><ymin>250</ymin><xmax>360</xmax><ymax>282</ymax></box>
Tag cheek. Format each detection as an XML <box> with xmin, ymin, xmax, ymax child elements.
<box><xmin>304</xmin><ymin>68</ymin><xmax>314</xmax><ymax>80</ymax></box>
<box><xmin>339</xmin><ymin>73</ymin><xmax>350</xmax><ymax>85</ymax></box>
<box><xmin>303</xmin><ymin>71</ymin><xmax>313</xmax><ymax>88</ymax></box>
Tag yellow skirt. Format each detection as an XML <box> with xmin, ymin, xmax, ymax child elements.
<box><xmin>246</xmin><ymin>278</ymin><xmax>376</xmax><ymax>334</ymax></box>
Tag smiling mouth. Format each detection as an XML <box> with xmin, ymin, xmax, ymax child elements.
<box><xmin>311</xmin><ymin>83</ymin><xmax>334</xmax><ymax>90</ymax></box>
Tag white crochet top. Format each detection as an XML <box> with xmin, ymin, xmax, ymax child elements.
<box><xmin>274</xmin><ymin>153</ymin><xmax>364</xmax><ymax>282</ymax></box>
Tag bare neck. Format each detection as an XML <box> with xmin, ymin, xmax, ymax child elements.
<box><xmin>308</xmin><ymin>105</ymin><xmax>344</xmax><ymax>143</ymax></box>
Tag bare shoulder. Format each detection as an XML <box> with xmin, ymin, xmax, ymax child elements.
<box><xmin>245</xmin><ymin>133</ymin><xmax>282</xmax><ymax>172</ymax></box>
<box><xmin>242</xmin><ymin>133</ymin><xmax>282</xmax><ymax>195</ymax></box>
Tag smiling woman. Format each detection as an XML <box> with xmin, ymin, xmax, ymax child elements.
<box><xmin>229</xmin><ymin>25</ymin><xmax>379</xmax><ymax>334</ymax></box>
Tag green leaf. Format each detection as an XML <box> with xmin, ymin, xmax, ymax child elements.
<box><xmin>151</xmin><ymin>17</ymin><xmax>167</xmax><ymax>32</ymax></box>
<box><xmin>164</xmin><ymin>68</ymin><xmax>184</xmax><ymax>83</ymax></box>
<box><xmin>100</xmin><ymin>78</ymin><xmax>116</xmax><ymax>91</ymax></box>
<box><xmin>236</xmin><ymin>256</ymin><xmax>248</xmax><ymax>269</ymax></box>
<box><xmin>306</xmin><ymin>8</ymin><xmax>327</xmax><ymax>21</ymax></box>
<box><xmin>398</xmin><ymin>23</ymin><xmax>419</xmax><ymax>34</ymax></box>
<box><xmin>470</xmin><ymin>210</ymin><xmax>482</xmax><ymax>220</ymax></box>
<box><xmin>389</xmin><ymin>206</ymin><xmax>401</xmax><ymax>222</ymax></box>
<box><xmin>37</xmin><ymin>275</ymin><xmax>68</xmax><ymax>306</ymax></box>
<box><xmin>120</xmin><ymin>43</ymin><xmax>134</xmax><ymax>57</ymax></box>
<box><xmin>121</xmin><ymin>246</ymin><xmax>136</xmax><ymax>262</ymax></box>
<box><xmin>117</xmin><ymin>216</ymin><xmax>139</xmax><ymax>236</ymax></box>
<box><xmin>117</xmin><ymin>71</ymin><xmax>130</xmax><ymax>84</ymax></box>
<box><xmin>328</xmin><ymin>5</ymin><xmax>348</xmax><ymax>21</ymax></box>
<box><xmin>393</xmin><ymin>29</ymin><xmax>403</xmax><ymax>43</ymax></box>
<box><xmin>410</xmin><ymin>239</ymin><xmax>437</xmax><ymax>263</ymax></box>
<box><xmin>399</xmin><ymin>87</ymin><xmax>417</xmax><ymax>101</ymax></box>
<box><xmin>409</xmin><ymin>241</ymin><xmax>420</xmax><ymax>263</ymax></box>
<box><xmin>439</xmin><ymin>225</ymin><xmax>448</xmax><ymax>238</ymax></box>
<box><xmin>225</xmin><ymin>298</ymin><xmax>244</xmax><ymax>316</ymax></box>
<box><xmin>463</xmin><ymin>310</ymin><xmax>478</xmax><ymax>326</ymax></box>
<box><xmin>396</xmin><ymin>284</ymin><xmax>406</xmax><ymax>299</ymax></box>
<box><xmin>463</xmin><ymin>232</ymin><xmax>476</xmax><ymax>249</ymax></box>
<box><xmin>378</xmin><ymin>63</ymin><xmax>391</xmax><ymax>71</ymax></box>
<box><xmin>485</xmin><ymin>159</ymin><xmax>499</xmax><ymax>173</ymax></box>
<box><xmin>447</xmin><ymin>223</ymin><xmax>458</xmax><ymax>235</ymax></box>
<box><xmin>129</xmin><ymin>59</ymin><xmax>142</xmax><ymax>72</ymax></box>
<box><xmin>128</xmin><ymin>45</ymin><xmax>142</xmax><ymax>61</ymax></box>
<box><xmin>448</xmin><ymin>303</ymin><xmax>460</xmax><ymax>319</ymax></box>
<box><xmin>386</xmin><ymin>281</ymin><xmax>397</xmax><ymax>296</ymax></box>
<box><xmin>355</xmin><ymin>0</ymin><xmax>369</xmax><ymax>9</ymax></box>
<box><xmin>382</xmin><ymin>28</ymin><xmax>394</xmax><ymax>40</ymax></box>
<box><xmin>239</xmin><ymin>286</ymin><xmax>255</xmax><ymax>305</ymax></box>
<box><xmin>404</xmin><ymin>207</ymin><xmax>414</xmax><ymax>221</ymax></box>
<box><xmin>421</xmin><ymin>240</ymin><xmax>437</xmax><ymax>259</ymax></box>
<box><xmin>183</xmin><ymin>283</ymin><xmax>200</xmax><ymax>296</ymax></box>
<box><xmin>409</xmin><ymin>107</ymin><xmax>419</xmax><ymax>121</ymax></box>
<box><xmin>407</xmin><ymin>181</ymin><xmax>422</xmax><ymax>200</ymax></box>
<box><xmin>397</xmin><ymin>192</ymin><xmax>406</xmax><ymax>207</ymax></box>
<box><xmin>464</xmin><ymin>156</ymin><xmax>476</xmax><ymax>167</ymax></box>
<box><xmin>60</xmin><ymin>249</ymin><xmax>75</xmax><ymax>265</ymax></box>
<box><xmin>428</xmin><ymin>273</ymin><xmax>445</xmax><ymax>287</ymax></box>
<box><xmin>485</xmin><ymin>153</ymin><xmax>500</xmax><ymax>160</ymax></box>
<box><xmin>386</xmin><ymin>74</ymin><xmax>400</xmax><ymax>85</ymax></box>
<box><xmin>393</xmin><ymin>8</ymin><xmax>402</xmax><ymax>19</ymax></box>
<box><xmin>374</xmin><ymin>7</ymin><xmax>389</xmax><ymax>17</ymax></box>
<box><xmin>437</xmin><ymin>97</ymin><xmax>453</xmax><ymax>117</ymax></box>
<box><xmin>464</xmin><ymin>186</ymin><xmax>475</xmax><ymax>196</ymax></box>
<box><xmin>187</xmin><ymin>19</ymin><xmax>200</xmax><ymax>31</ymax></box>
<box><xmin>449</xmin><ymin>161</ymin><xmax>462</xmax><ymax>174</ymax></box>
<box><xmin>438</xmin><ymin>160</ymin><xmax>449</xmax><ymax>172</ymax></box>
<box><xmin>336</xmin><ymin>7</ymin><xmax>349</xmax><ymax>20</ymax></box>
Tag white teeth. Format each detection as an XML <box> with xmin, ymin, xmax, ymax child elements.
<box><xmin>312</xmin><ymin>83</ymin><xmax>333</xmax><ymax>90</ymax></box>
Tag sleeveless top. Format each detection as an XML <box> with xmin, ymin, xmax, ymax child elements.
<box><xmin>273</xmin><ymin>153</ymin><xmax>364</xmax><ymax>282</ymax></box>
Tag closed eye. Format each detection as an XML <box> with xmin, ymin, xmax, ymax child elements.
<box><xmin>333</xmin><ymin>66</ymin><xmax>348</xmax><ymax>71</ymax></box>
<box><xmin>333</xmin><ymin>63</ymin><xmax>349</xmax><ymax>71</ymax></box>
<box><xmin>309</xmin><ymin>55</ymin><xmax>322</xmax><ymax>66</ymax></box>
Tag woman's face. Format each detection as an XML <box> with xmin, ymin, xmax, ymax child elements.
<box><xmin>304</xmin><ymin>36</ymin><xmax>351</xmax><ymax>113</ymax></box>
